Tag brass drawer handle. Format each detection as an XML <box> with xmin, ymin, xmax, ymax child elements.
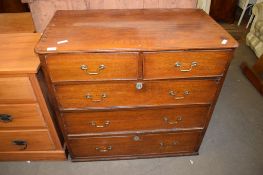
<box><xmin>163</xmin><ymin>116</ymin><xmax>182</xmax><ymax>125</ymax></box>
<box><xmin>12</xmin><ymin>140</ymin><xmax>27</xmax><ymax>150</ymax></box>
<box><xmin>84</xmin><ymin>93</ymin><xmax>107</xmax><ymax>102</ymax></box>
<box><xmin>175</xmin><ymin>61</ymin><xmax>198</xmax><ymax>72</ymax></box>
<box><xmin>169</xmin><ymin>90</ymin><xmax>190</xmax><ymax>100</ymax></box>
<box><xmin>90</xmin><ymin>121</ymin><xmax>110</xmax><ymax>128</ymax></box>
<box><xmin>0</xmin><ymin>114</ymin><xmax>13</xmax><ymax>123</ymax></box>
<box><xmin>160</xmin><ymin>141</ymin><xmax>177</xmax><ymax>147</ymax></box>
<box><xmin>96</xmin><ymin>146</ymin><xmax>112</xmax><ymax>153</ymax></box>
<box><xmin>80</xmin><ymin>64</ymin><xmax>106</xmax><ymax>75</ymax></box>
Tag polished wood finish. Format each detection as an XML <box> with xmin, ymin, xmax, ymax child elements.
<box><xmin>210</xmin><ymin>0</ymin><xmax>238</xmax><ymax>23</ymax></box>
<box><xmin>23</xmin><ymin>0</ymin><xmax>197</xmax><ymax>32</ymax></box>
<box><xmin>46</xmin><ymin>53</ymin><xmax>139</xmax><ymax>82</ymax></box>
<box><xmin>69</xmin><ymin>131</ymin><xmax>201</xmax><ymax>159</ymax></box>
<box><xmin>64</xmin><ymin>106</ymin><xmax>208</xmax><ymax>135</ymax></box>
<box><xmin>0</xmin><ymin>33</ymin><xmax>39</xmax><ymax>74</ymax></box>
<box><xmin>0</xmin><ymin>104</ymin><xmax>46</xmax><ymax>128</ymax></box>
<box><xmin>55</xmin><ymin>80</ymin><xmax>218</xmax><ymax>109</ymax></box>
<box><xmin>240</xmin><ymin>56</ymin><xmax>263</xmax><ymax>95</ymax></box>
<box><xmin>0</xmin><ymin>33</ymin><xmax>65</xmax><ymax>161</ymax></box>
<box><xmin>144</xmin><ymin>51</ymin><xmax>232</xmax><ymax>79</ymax></box>
<box><xmin>0</xmin><ymin>130</ymin><xmax>54</xmax><ymax>151</ymax></box>
<box><xmin>0</xmin><ymin>77</ymin><xmax>36</xmax><ymax>103</ymax></box>
<box><xmin>35</xmin><ymin>9</ymin><xmax>237</xmax><ymax>54</ymax></box>
<box><xmin>36</xmin><ymin>9</ymin><xmax>238</xmax><ymax>161</ymax></box>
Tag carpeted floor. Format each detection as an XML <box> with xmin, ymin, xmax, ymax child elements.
<box><xmin>0</xmin><ymin>26</ymin><xmax>263</xmax><ymax>175</ymax></box>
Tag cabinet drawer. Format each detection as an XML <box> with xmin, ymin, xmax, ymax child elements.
<box><xmin>68</xmin><ymin>131</ymin><xmax>201</xmax><ymax>158</ymax></box>
<box><xmin>0</xmin><ymin>130</ymin><xmax>54</xmax><ymax>152</ymax></box>
<box><xmin>64</xmin><ymin>106</ymin><xmax>208</xmax><ymax>135</ymax></box>
<box><xmin>144</xmin><ymin>51</ymin><xmax>231</xmax><ymax>79</ymax></box>
<box><xmin>0</xmin><ymin>77</ymin><xmax>36</xmax><ymax>103</ymax></box>
<box><xmin>46</xmin><ymin>53</ymin><xmax>139</xmax><ymax>82</ymax></box>
<box><xmin>0</xmin><ymin>104</ymin><xmax>46</xmax><ymax>128</ymax></box>
<box><xmin>55</xmin><ymin>80</ymin><xmax>218</xmax><ymax>109</ymax></box>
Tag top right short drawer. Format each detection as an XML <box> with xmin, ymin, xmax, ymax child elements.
<box><xmin>143</xmin><ymin>51</ymin><xmax>232</xmax><ymax>79</ymax></box>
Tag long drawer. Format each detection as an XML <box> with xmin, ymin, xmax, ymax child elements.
<box><xmin>55</xmin><ymin>80</ymin><xmax>218</xmax><ymax>109</ymax></box>
<box><xmin>46</xmin><ymin>53</ymin><xmax>139</xmax><ymax>82</ymax></box>
<box><xmin>144</xmin><ymin>51</ymin><xmax>231</xmax><ymax>79</ymax></box>
<box><xmin>0</xmin><ymin>104</ymin><xmax>46</xmax><ymax>128</ymax></box>
<box><xmin>0</xmin><ymin>77</ymin><xmax>36</xmax><ymax>103</ymax></box>
<box><xmin>68</xmin><ymin>131</ymin><xmax>201</xmax><ymax>158</ymax></box>
<box><xmin>64</xmin><ymin>106</ymin><xmax>208</xmax><ymax>135</ymax></box>
<box><xmin>0</xmin><ymin>130</ymin><xmax>54</xmax><ymax>152</ymax></box>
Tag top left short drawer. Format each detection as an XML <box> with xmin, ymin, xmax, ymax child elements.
<box><xmin>46</xmin><ymin>53</ymin><xmax>139</xmax><ymax>82</ymax></box>
<box><xmin>0</xmin><ymin>77</ymin><xmax>36</xmax><ymax>103</ymax></box>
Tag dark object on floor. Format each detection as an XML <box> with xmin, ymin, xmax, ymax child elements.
<box><xmin>240</xmin><ymin>56</ymin><xmax>263</xmax><ymax>95</ymax></box>
<box><xmin>210</xmin><ymin>0</ymin><xmax>238</xmax><ymax>23</ymax></box>
<box><xmin>0</xmin><ymin>0</ymin><xmax>29</xmax><ymax>13</ymax></box>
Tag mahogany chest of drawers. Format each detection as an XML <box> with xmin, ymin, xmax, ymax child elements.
<box><xmin>35</xmin><ymin>9</ymin><xmax>238</xmax><ymax>161</ymax></box>
<box><xmin>0</xmin><ymin>33</ymin><xmax>65</xmax><ymax>160</ymax></box>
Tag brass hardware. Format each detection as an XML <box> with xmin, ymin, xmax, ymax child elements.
<box><xmin>96</xmin><ymin>146</ymin><xmax>112</xmax><ymax>153</ymax></box>
<box><xmin>175</xmin><ymin>61</ymin><xmax>198</xmax><ymax>72</ymax></box>
<box><xmin>133</xmin><ymin>135</ymin><xmax>140</xmax><ymax>141</ymax></box>
<box><xmin>136</xmin><ymin>82</ymin><xmax>143</xmax><ymax>90</ymax></box>
<box><xmin>0</xmin><ymin>114</ymin><xmax>12</xmax><ymax>123</ymax></box>
<box><xmin>163</xmin><ymin>116</ymin><xmax>182</xmax><ymax>125</ymax></box>
<box><xmin>84</xmin><ymin>93</ymin><xmax>107</xmax><ymax>102</ymax></box>
<box><xmin>12</xmin><ymin>140</ymin><xmax>27</xmax><ymax>150</ymax></box>
<box><xmin>169</xmin><ymin>90</ymin><xmax>190</xmax><ymax>100</ymax></box>
<box><xmin>160</xmin><ymin>141</ymin><xmax>177</xmax><ymax>147</ymax></box>
<box><xmin>90</xmin><ymin>121</ymin><xmax>110</xmax><ymax>128</ymax></box>
<box><xmin>80</xmin><ymin>64</ymin><xmax>106</xmax><ymax>75</ymax></box>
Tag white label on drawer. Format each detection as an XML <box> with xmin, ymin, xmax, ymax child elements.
<box><xmin>221</xmin><ymin>39</ymin><xmax>228</xmax><ymax>45</ymax></box>
<box><xmin>57</xmin><ymin>40</ymin><xmax>68</xmax><ymax>44</ymax></box>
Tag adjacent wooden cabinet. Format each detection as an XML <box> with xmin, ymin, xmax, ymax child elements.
<box><xmin>0</xmin><ymin>33</ymin><xmax>65</xmax><ymax>161</ymax></box>
<box><xmin>35</xmin><ymin>9</ymin><xmax>238</xmax><ymax>161</ymax></box>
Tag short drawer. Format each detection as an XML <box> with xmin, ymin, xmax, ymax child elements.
<box><xmin>55</xmin><ymin>80</ymin><xmax>218</xmax><ymax>109</ymax></box>
<box><xmin>0</xmin><ymin>130</ymin><xmax>54</xmax><ymax>151</ymax></box>
<box><xmin>64</xmin><ymin>106</ymin><xmax>208</xmax><ymax>135</ymax></box>
<box><xmin>46</xmin><ymin>53</ymin><xmax>139</xmax><ymax>82</ymax></box>
<box><xmin>68</xmin><ymin>131</ymin><xmax>201</xmax><ymax>158</ymax></box>
<box><xmin>0</xmin><ymin>77</ymin><xmax>36</xmax><ymax>103</ymax></box>
<box><xmin>144</xmin><ymin>51</ymin><xmax>232</xmax><ymax>79</ymax></box>
<box><xmin>0</xmin><ymin>104</ymin><xmax>46</xmax><ymax>128</ymax></box>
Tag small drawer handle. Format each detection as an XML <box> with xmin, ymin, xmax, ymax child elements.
<box><xmin>169</xmin><ymin>90</ymin><xmax>190</xmax><ymax>100</ymax></box>
<box><xmin>84</xmin><ymin>93</ymin><xmax>107</xmax><ymax>102</ymax></box>
<box><xmin>96</xmin><ymin>146</ymin><xmax>112</xmax><ymax>153</ymax></box>
<box><xmin>12</xmin><ymin>140</ymin><xmax>27</xmax><ymax>150</ymax></box>
<box><xmin>0</xmin><ymin>114</ymin><xmax>13</xmax><ymax>123</ymax></box>
<box><xmin>160</xmin><ymin>141</ymin><xmax>177</xmax><ymax>148</ymax></box>
<box><xmin>80</xmin><ymin>64</ymin><xmax>106</xmax><ymax>75</ymax></box>
<box><xmin>175</xmin><ymin>61</ymin><xmax>198</xmax><ymax>72</ymax></box>
<box><xmin>90</xmin><ymin>121</ymin><xmax>110</xmax><ymax>128</ymax></box>
<box><xmin>163</xmin><ymin>116</ymin><xmax>182</xmax><ymax>125</ymax></box>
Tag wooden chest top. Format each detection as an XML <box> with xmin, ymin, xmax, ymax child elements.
<box><xmin>35</xmin><ymin>9</ymin><xmax>238</xmax><ymax>54</ymax></box>
<box><xmin>0</xmin><ymin>33</ymin><xmax>40</xmax><ymax>74</ymax></box>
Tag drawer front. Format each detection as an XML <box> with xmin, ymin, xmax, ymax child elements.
<box><xmin>0</xmin><ymin>77</ymin><xmax>36</xmax><ymax>102</ymax></box>
<box><xmin>69</xmin><ymin>131</ymin><xmax>201</xmax><ymax>158</ymax></box>
<box><xmin>0</xmin><ymin>130</ymin><xmax>54</xmax><ymax>151</ymax></box>
<box><xmin>144</xmin><ymin>51</ymin><xmax>231</xmax><ymax>79</ymax></box>
<box><xmin>55</xmin><ymin>80</ymin><xmax>218</xmax><ymax>109</ymax></box>
<box><xmin>64</xmin><ymin>106</ymin><xmax>208</xmax><ymax>135</ymax></box>
<box><xmin>46</xmin><ymin>53</ymin><xmax>139</xmax><ymax>82</ymax></box>
<box><xmin>0</xmin><ymin>104</ymin><xmax>46</xmax><ymax>128</ymax></box>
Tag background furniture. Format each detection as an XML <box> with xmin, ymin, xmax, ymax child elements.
<box><xmin>0</xmin><ymin>33</ymin><xmax>65</xmax><ymax>161</ymax></box>
<box><xmin>0</xmin><ymin>0</ymin><xmax>29</xmax><ymax>12</ymax></box>
<box><xmin>237</xmin><ymin>0</ymin><xmax>263</xmax><ymax>27</ymax></box>
<box><xmin>21</xmin><ymin>0</ymin><xmax>197</xmax><ymax>32</ymax></box>
<box><xmin>35</xmin><ymin>9</ymin><xmax>237</xmax><ymax>161</ymax></box>
<box><xmin>241</xmin><ymin>56</ymin><xmax>263</xmax><ymax>95</ymax></box>
<box><xmin>209</xmin><ymin>0</ymin><xmax>238</xmax><ymax>23</ymax></box>
<box><xmin>246</xmin><ymin>2</ymin><xmax>263</xmax><ymax>58</ymax></box>
<box><xmin>0</xmin><ymin>13</ymin><xmax>35</xmax><ymax>33</ymax></box>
